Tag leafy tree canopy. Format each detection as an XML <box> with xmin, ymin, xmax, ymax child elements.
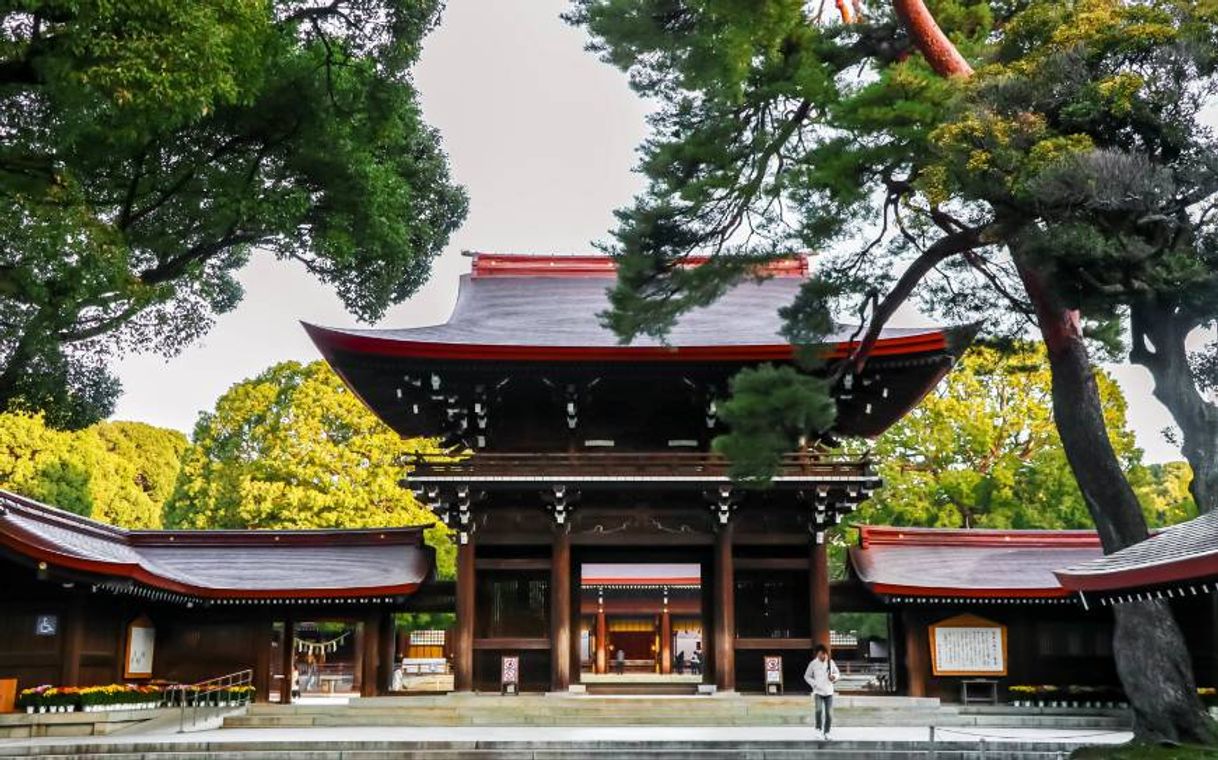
<box><xmin>856</xmin><ymin>344</ymin><xmax>1197</xmax><ymax>530</ymax></box>
<box><xmin>0</xmin><ymin>413</ymin><xmax>186</xmax><ymax>527</ymax></box>
<box><xmin>166</xmin><ymin>360</ymin><xmax>454</xmax><ymax>578</ymax></box>
<box><xmin>0</xmin><ymin>0</ymin><xmax>469</xmax><ymax>426</ymax></box>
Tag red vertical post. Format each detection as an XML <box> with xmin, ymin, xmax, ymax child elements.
<box><xmin>279</xmin><ymin>618</ymin><xmax>295</xmax><ymax>704</ymax></box>
<box><xmin>660</xmin><ymin>608</ymin><xmax>672</xmax><ymax>675</ymax></box>
<box><xmin>595</xmin><ymin>607</ymin><xmax>607</xmax><ymax>674</ymax></box>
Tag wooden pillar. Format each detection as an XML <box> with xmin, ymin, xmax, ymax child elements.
<box><xmin>254</xmin><ymin>618</ymin><xmax>273</xmax><ymax>703</ymax></box>
<box><xmin>60</xmin><ymin>597</ymin><xmax>84</xmax><ymax>686</ymax></box>
<box><xmin>360</xmin><ymin>614</ymin><xmax>380</xmax><ymax>697</ymax></box>
<box><xmin>660</xmin><ymin>607</ymin><xmax>672</xmax><ymax>675</ymax></box>
<box><xmin>352</xmin><ymin>620</ymin><xmax>364</xmax><ymax>693</ymax></box>
<box><xmin>279</xmin><ymin>618</ymin><xmax>295</xmax><ymax>704</ymax></box>
<box><xmin>903</xmin><ymin>610</ymin><xmax>928</xmax><ymax>698</ymax></box>
<box><xmin>550</xmin><ymin>529</ymin><xmax>572</xmax><ymax>691</ymax></box>
<box><xmin>379</xmin><ymin>611</ymin><xmax>396</xmax><ymax>695</ymax></box>
<box><xmin>454</xmin><ymin>535</ymin><xmax>476</xmax><ymax>691</ymax></box>
<box><xmin>811</xmin><ymin>535</ymin><xmax>831</xmax><ymax>651</ymax></box>
<box><xmin>713</xmin><ymin>520</ymin><xmax>735</xmax><ymax>691</ymax></box>
<box><xmin>595</xmin><ymin>607</ymin><xmax>607</xmax><ymax>674</ymax></box>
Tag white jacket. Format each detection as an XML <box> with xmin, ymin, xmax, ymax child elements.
<box><xmin>803</xmin><ymin>657</ymin><xmax>840</xmax><ymax>696</ymax></box>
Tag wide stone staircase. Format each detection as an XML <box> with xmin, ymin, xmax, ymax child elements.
<box><xmin>223</xmin><ymin>693</ymin><xmax>1130</xmax><ymax>730</ymax></box>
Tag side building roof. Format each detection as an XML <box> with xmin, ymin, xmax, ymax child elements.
<box><xmin>0</xmin><ymin>491</ymin><xmax>433</xmax><ymax>605</ymax></box>
<box><xmin>848</xmin><ymin>525</ymin><xmax>1103</xmax><ymax>604</ymax></box>
<box><xmin>1055</xmin><ymin>510</ymin><xmax>1218</xmax><ymax>599</ymax></box>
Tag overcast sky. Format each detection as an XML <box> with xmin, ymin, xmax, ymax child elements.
<box><xmin>110</xmin><ymin>0</ymin><xmax>1188</xmax><ymax>464</ymax></box>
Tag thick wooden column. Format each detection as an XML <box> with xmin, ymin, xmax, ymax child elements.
<box><xmin>360</xmin><ymin>614</ymin><xmax>380</xmax><ymax>697</ymax></box>
<box><xmin>60</xmin><ymin>597</ymin><xmax>84</xmax><ymax>685</ymax></box>
<box><xmin>550</xmin><ymin>529</ymin><xmax>572</xmax><ymax>691</ymax></box>
<box><xmin>254</xmin><ymin>618</ymin><xmax>274</xmax><ymax>702</ymax></box>
<box><xmin>278</xmin><ymin>618</ymin><xmax>295</xmax><ymax>704</ymax></box>
<box><xmin>595</xmin><ymin>607</ymin><xmax>607</xmax><ymax>674</ymax></box>
<box><xmin>811</xmin><ymin>535</ymin><xmax>831</xmax><ymax>651</ymax></box>
<box><xmin>660</xmin><ymin>608</ymin><xmax>672</xmax><ymax>675</ymax></box>
<box><xmin>378</xmin><ymin>611</ymin><xmax>396</xmax><ymax>694</ymax></box>
<box><xmin>454</xmin><ymin>535</ymin><xmax>476</xmax><ymax>691</ymax></box>
<box><xmin>713</xmin><ymin>520</ymin><xmax>736</xmax><ymax>691</ymax></box>
<box><xmin>903</xmin><ymin>610</ymin><xmax>928</xmax><ymax>697</ymax></box>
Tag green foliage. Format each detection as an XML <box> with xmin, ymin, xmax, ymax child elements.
<box><xmin>0</xmin><ymin>413</ymin><xmax>187</xmax><ymax>528</ymax></box>
<box><xmin>713</xmin><ymin>364</ymin><xmax>837</xmax><ymax>483</ymax></box>
<box><xmin>166</xmin><ymin>360</ymin><xmax>454</xmax><ymax>578</ymax></box>
<box><xmin>0</xmin><ymin>0</ymin><xmax>468</xmax><ymax>427</ymax></box>
<box><xmin>854</xmin><ymin>344</ymin><xmax>1197</xmax><ymax>530</ymax></box>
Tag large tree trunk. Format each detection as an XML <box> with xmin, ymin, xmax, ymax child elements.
<box><xmin>1014</xmin><ymin>247</ymin><xmax>1218</xmax><ymax>745</ymax></box>
<box><xmin>1130</xmin><ymin>300</ymin><xmax>1218</xmax><ymax>514</ymax></box>
<box><xmin>887</xmin><ymin>0</ymin><xmax>1216</xmax><ymax>738</ymax></box>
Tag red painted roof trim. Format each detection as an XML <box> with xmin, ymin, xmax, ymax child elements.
<box><xmin>0</xmin><ymin>492</ymin><xmax>430</xmax><ymax>600</ymax></box>
<box><xmin>865</xmin><ymin>581</ymin><xmax>1072</xmax><ymax>599</ymax></box>
<box><xmin>857</xmin><ymin>524</ymin><xmax>1102</xmax><ymax>549</ymax></box>
<box><xmin>304</xmin><ymin>323</ymin><xmax>950</xmax><ymax>364</ymax></box>
<box><xmin>469</xmin><ymin>252</ymin><xmax>809</xmax><ymax>279</ymax></box>
<box><xmin>0</xmin><ymin>528</ymin><xmax>423</xmax><ymax>600</ymax></box>
<box><xmin>1055</xmin><ymin>552</ymin><xmax>1218</xmax><ymax>593</ymax></box>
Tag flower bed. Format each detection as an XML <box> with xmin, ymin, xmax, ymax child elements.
<box><xmin>1006</xmin><ymin>684</ymin><xmax>1127</xmax><ymax>708</ymax></box>
<box><xmin>18</xmin><ymin>684</ymin><xmax>164</xmax><ymax>714</ymax></box>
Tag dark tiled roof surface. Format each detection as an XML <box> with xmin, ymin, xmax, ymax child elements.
<box><xmin>0</xmin><ymin>491</ymin><xmax>432</xmax><ymax>599</ymax></box>
<box><xmin>849</xmin><ymin>526</ymin><xmax>1103</xmax><ymax>598</ymax></box>
<box><xmin>314</xmin><ymin>274</ymin><xmax>946</xmax><ymax>350</ymax></box>
<box><xmin>1055</xmin><ymin>510</ymin><xmax>1218</xmax><ymax>592</ymax></box>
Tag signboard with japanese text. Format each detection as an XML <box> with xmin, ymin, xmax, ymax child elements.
<box><xmin>124</xmin><ymin>617</ymin><xmax>156</xmax><ymax>679</ymax></box>
<box><xmin>929</xmin><ymin>614</ymin><xmax>1007</xmax><ymax>676</ymax></box>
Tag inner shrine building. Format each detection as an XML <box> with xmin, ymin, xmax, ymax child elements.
<box><xmin>306</xmin><ymin>252</ymin><xmax>973</xmax><ymax>693</ymax></box>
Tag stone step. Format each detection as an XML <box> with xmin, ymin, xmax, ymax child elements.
<box><xmin>0</xmin><ymin>739</ymin><xmax>1106</xmax><ymax>760</ymax></box>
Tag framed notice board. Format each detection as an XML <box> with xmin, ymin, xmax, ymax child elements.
<box><xmin>929</xmin><ymin>614</ymin><xmax>1007</xmax><ymax>677</ymax></box>
<box><xmin>124</xmin><ymin>616</ymin><xmax>156</xmax><ymax>679</ymax></box>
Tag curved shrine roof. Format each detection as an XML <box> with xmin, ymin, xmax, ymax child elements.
<box><xmin>1055</xmin><ymin>510</ymin><xmax>1218</xmax><ymax>594</ymax></box>
<box><xmin>305</xmin><ymin>253</ymin><xmax>954</xmax><ymax>363</ymax></box>
<box><xmin>0</xmin><ymin>491</ymin><xmax>433</xmax><ymax>602</ymax></box>
<box><xmin>849</xmin><ymin>525</ymin><xmax>1103</xmax><ymax>600</ymax></box>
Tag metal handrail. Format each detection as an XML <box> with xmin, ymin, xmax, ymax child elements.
<box><xmin>164</xmin><ymin>668</ymin><xmax>253</xmax><ymax>732</ymax></box>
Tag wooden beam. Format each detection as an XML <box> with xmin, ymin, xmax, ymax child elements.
<box><xmin>735</xmin><ymin>557</ymin><xmax>807</xmax><ymax>570</ymax></box>
<box><xmin>903</xmin><ymin>610</ymin><xmax>928</xmax><ymax>698</ymax></box>
<box><xmin>734</xmin><ymin>638</ymin><xmax>814</xmax><ymax>650</ymax></box>
<box><xmin>454</xmin><ymin>536</ymin><xmax>476</xmax><ymax>691</ymax></box>
<box><xmin>713</xmin><ymin>521</ymin><xmax>736</xmax><ymax>691</ymax></box>
<box><xmin>476</xmin><ymin>558</ymin><xmax>552</xmax><ymax>570</ymax></box>
<box><xmin>472</xmin><ymin>637</ymin><xmax>550</xmax><ymax>650</ymax></box>
<box><xmin>811</xmin><ymin>538</ymin><xmax>831</xmax><ymax>651</ymax></box>
<box><xmin>550</xmin><ymin>530</ymin><xmax>572</xmax><ymax>691</ymax></box>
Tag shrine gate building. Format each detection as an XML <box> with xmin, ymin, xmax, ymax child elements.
<box><xmin>305</xmin><ymin>252</ymin><xmax>973</xmax><ymax>692</ymax></box>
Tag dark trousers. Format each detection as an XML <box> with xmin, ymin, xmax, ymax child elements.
<box><xmin>814</xmin><ymin>694</ymin><xmax>834</xmax><ymax>734</ymax></box>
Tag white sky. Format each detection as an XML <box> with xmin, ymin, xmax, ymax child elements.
<box><xmin>109</xmin><ymin>0</ymin><xmax>1187</xmax><ymax>464</ymax></box>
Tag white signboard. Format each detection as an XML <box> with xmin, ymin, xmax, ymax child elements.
<box><xmin>929</xmin><ymin>616</ymin><xmax>1007</xmax><ymax>676</ymax></box>
<box><xmin>125</xmin><ymin>621</ymin><xmax>156</xmax><ymax>678</ymax></box>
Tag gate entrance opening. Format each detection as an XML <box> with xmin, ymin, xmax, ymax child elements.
<box><xmin>578</xmin><ymin>563</ymin><xmax>703</xmax><ymax>683</ymax></box>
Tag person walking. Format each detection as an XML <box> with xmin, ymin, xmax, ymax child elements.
<box><xmin>675</xmin><ymin>650</ymin><xmax>685</xmax><ymax>675</ymax></box>
<box><xmin>803</xmin><ymin>644</ymin><xmax>840</xmax><ymax>740</ymax></box>
<box><xmin>614</xmin><ymin>648</ymin><xmax>626</xmax><ymax>675</ymax></box>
